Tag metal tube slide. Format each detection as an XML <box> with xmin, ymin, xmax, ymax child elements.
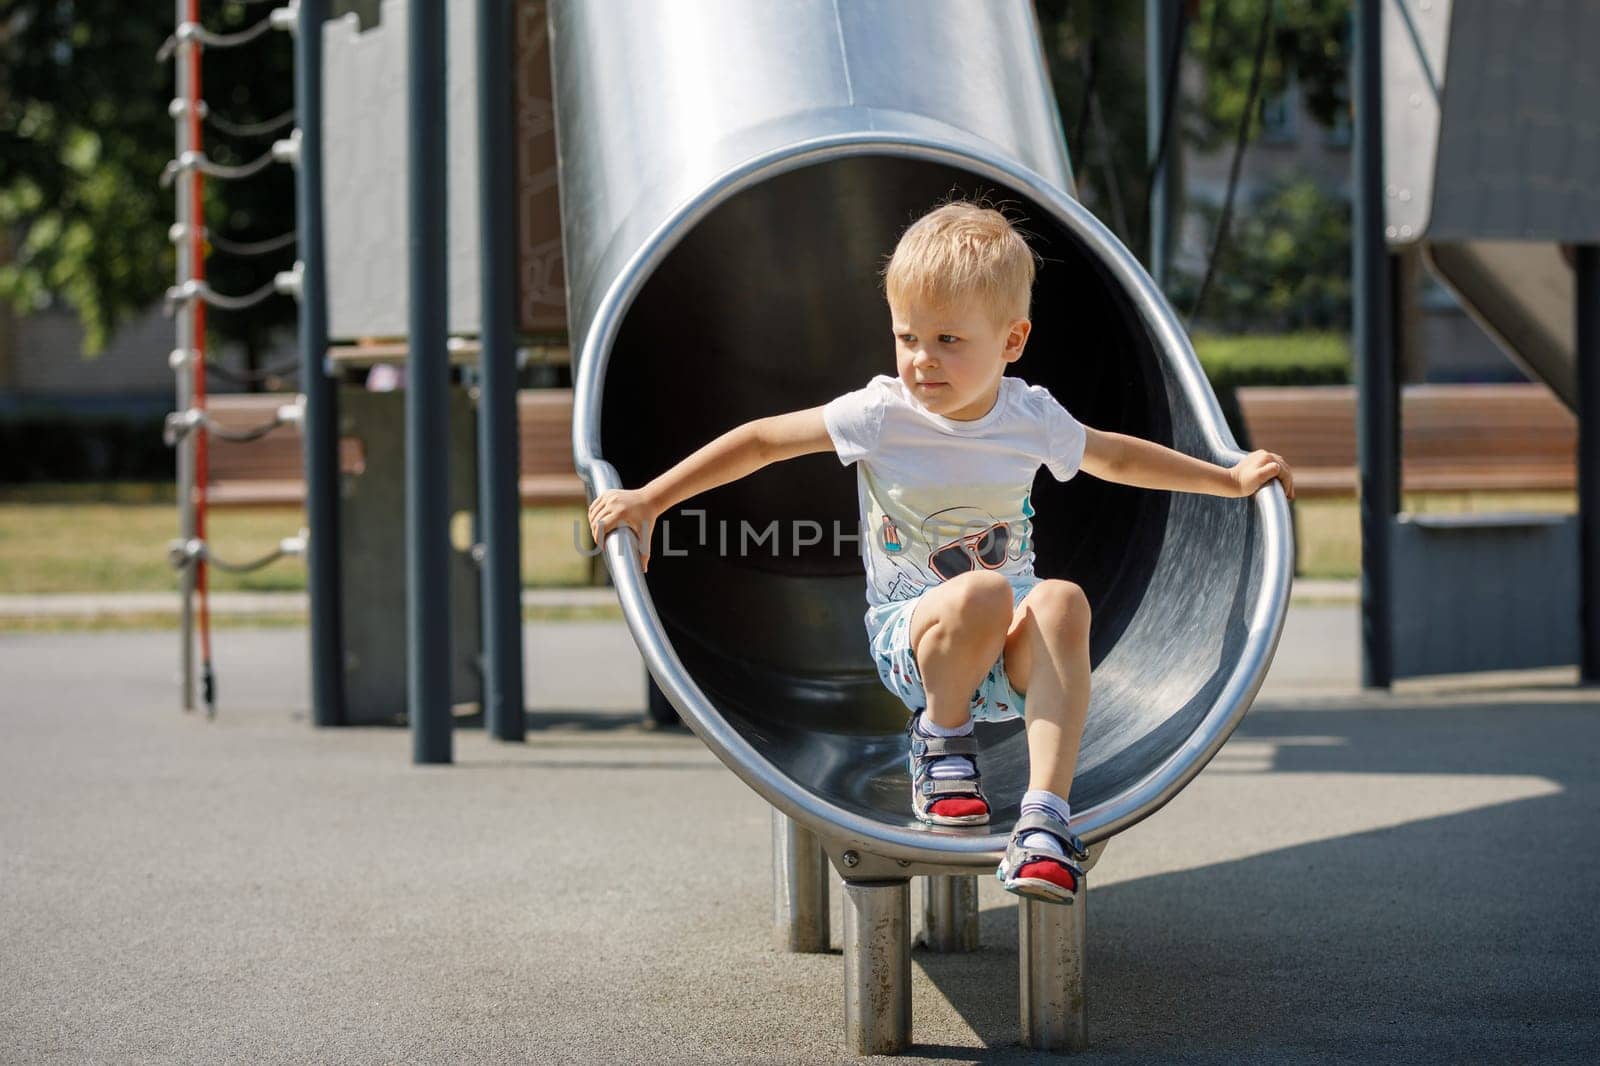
<box><xmin>552</xmin><ymin>0</ymin><xmax>1292</xmax><ymax>868</ymax></box>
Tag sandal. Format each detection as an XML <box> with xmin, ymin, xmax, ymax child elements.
<box><xmin>996</xmin><ymin>809</ymin><xmax>1088</xmax><ymax>905</ymax></box>
<box><xmin>906</xmin><ymin>712</ymin><xmax>991</xmax><ymax>826</ymax></box>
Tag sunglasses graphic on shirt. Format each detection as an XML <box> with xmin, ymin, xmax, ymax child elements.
<box><xmin>928</xmin><ymin>521</ymin><xmax>1009</xmax><ymax>581</ymax></box>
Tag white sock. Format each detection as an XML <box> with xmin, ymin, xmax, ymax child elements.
<box><xmin>1018</xmin><ymin>789</ymin><xmax>1071</xmax><ymax>858</ymax></box>
<box><xmin>915</xmin><ymin>714</ymin><xmax>976</xmax><ymax>778</ymax></box>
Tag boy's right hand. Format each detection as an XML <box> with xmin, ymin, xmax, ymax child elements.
<box><xmin>587</xmin><ymin>488</ymin><xmax>660</xmax><ymax>572</ymax></box>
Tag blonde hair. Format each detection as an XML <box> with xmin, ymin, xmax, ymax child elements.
<box><xmin>883</xmin><ymin>200</ymin><xmax>1038</xmax><ymax>325</ymax></box>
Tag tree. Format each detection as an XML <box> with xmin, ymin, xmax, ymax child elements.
<box><xmin>1032</xmin><ymin>0</ymin><xmax>1351</xmax><ymax>252</ymax></box>
<box><xmin>0</xmin><ymin>1</ymin><xmax>297</xmax><ymax>363</ymax></box>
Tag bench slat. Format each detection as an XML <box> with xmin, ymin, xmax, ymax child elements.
<box><xmin>1235</xmin><ymin>383</ymin><xmax>1575</xmax><ymax>498</ymax></box>
<box><xmin>203</xmin><ymin>390</ymin><xmax>587</xmax><ymax>509</ymax></box>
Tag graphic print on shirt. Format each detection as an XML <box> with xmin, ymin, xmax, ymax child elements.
<box><xmin>862</xmin><ymin>465</ymin><xmax>1038</xmax><ymax>602</ymax></box>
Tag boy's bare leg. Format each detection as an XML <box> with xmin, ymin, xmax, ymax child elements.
<box><xmin>1003</xmin><ymin>580</ymin><xmax>1092</xmax><ymax>798</ymax></box>
<box><xmin>908</xmin><ymin>571</ymin><xmax>1015</xmax><ymax>730</ymax></box>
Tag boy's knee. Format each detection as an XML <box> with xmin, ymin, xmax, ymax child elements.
<box><xmin>915</xmin><ymin>572</ymin><xmax>1012</xmax><ymax>655</ymax></box>
<box><xmin>944</xmin><ymin>571</ymin><xmax>1014</xmax><ymax>629</ymax></box>
<box><xmin>1026</xmin><ymin>579</ymin><xmax>1091</xmax><ymax>641</ymax></box>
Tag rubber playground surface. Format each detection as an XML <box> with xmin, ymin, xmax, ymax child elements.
<box><xmin>3</xmin><ymin>604</ymin><xmax>1597</xmax><ymax>1064</ymax></box>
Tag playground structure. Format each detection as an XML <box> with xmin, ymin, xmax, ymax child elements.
<box><xmin>1360</xmin><ymin>0</ymin><xmax>1600</xmax><ymax>684</ymax></box>
<box><xmin>161</xmin><ymin>0</ymin><xmax>303</xmax><ymax>715</ymax></box>
<box><xmin>557</xmin><ymin>0</ymin><xmax>1291</xmax><ymax>1053</ymax></box>
<box><xmin>150</xmin><ymin>0</ymin><xmax>1598</xmax><ymax>1056</ymax></box>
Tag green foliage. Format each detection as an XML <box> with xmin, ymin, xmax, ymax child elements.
<box><xmin>1192</xmin><ymin>329</ymin><xmax>1351</xmax><ymax>446</ymax></box>
<box><xmin>1187</xmin><ymin>0</ymin><xmax>1351</xmax><ymax>149</ymax></box>
<box><xmin>0</xmin><ymin>2</ymin><xmax>296</xmax><ymax>356</ymax></box>
<box><xmin>1032</xmin><ymin>0</ymin><xmax>1351</xmax><ymax>258</ymax></box>
<box><xmin>1174</xmin><ymin>177</ymin><xmax>1352</xmax><ymax>332</ymax></box>
<box><xmin>1193</xmin><ymin>329</ymin><xmax>1350</xmax><ymax>384</ymax></box>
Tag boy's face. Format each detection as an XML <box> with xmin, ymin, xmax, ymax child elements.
<box><xmin>889</xmin><ymin>294</ymin><xmax>1031</xmax><ymax>421</ymax></box>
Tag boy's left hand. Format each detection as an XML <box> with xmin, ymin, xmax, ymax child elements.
<box><xmin>1229</xmin><ymin>449</ymin><xmax>1295</xmax><ymax>500</ymax></box>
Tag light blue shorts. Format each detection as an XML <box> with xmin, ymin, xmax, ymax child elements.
<box><xmin>865</xmin><ymin>575</ymin><xmax>1041</xmax><ymax>724</ymax></box>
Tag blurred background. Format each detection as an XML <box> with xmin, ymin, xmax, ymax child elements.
<box><xmin>0</xmin><ymin>0</ymin><xmax>1550</xmax><ymax>613</ymax></box>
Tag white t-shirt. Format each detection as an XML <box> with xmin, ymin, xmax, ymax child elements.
<box><xmin>822</xmin><ymin>373</ymin><xmax>1088</xmax><ymax>609</ymax></box>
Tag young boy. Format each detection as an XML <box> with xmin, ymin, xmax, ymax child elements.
<box><xmin>588</xmin><ymin>201</ymin><xmax>1294</xmax><ymax>905</ymax></box>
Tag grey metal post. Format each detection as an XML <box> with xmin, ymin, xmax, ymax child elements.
<box><xmin>1354</xmin><ymin>0</ymin><xmax>1396</xmax><ymax>689</ymax></box>
<box><xmin>475</xmin><ymin>0</ymin><xmax>525</xmax><ymax>741</ymax></box>
<box><xmin>842</xmin><ymin>879</ymin><xmax>911</xmax><ymax>1056</ymax></box>
<box><xmin>771</xmin><ymin>810</ymin><xmax>829</xmax><ymax>953</ymax></box>
<box><xmin>1018</xmin><ymin>891</ymin><xmax>1088</xmax><ymax>1052</ymax></box>
<box><xmin>1578</xmin><ymin>246</ymin><xmax>1600</xmax><ymax>682</ymax></box>
<box><xmin>920</xmin><ymin>875</ymin><xmax>978</xmax><ymax>953</ymax></box>
<box><xmin>172</xmin><ymin>0</ymin><xmax>197</xmax><ymax>712</ymax></box>
<box><xmin>1145</xmin><ymin>0</ymin><xmax>1184</xmax><ymax>290</ymax></box>
<box><xmin>296</xmin><ymin>0</ymin><xmax>346</xmax><ymax>728</ymax></box>
<box><xmin>407</xmin><ymin>0</ymin><xmax>452</xmax><ymax>763</ymax></box>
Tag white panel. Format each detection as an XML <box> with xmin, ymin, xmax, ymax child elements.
<box><xmin>1381</xmin><ymin>0</ymin><xmax>1452</xmax><ymax>245</ymax></box>
<box><xmin>322</xmin><ymin>0</ymin><xmax>482</xmax><ymax>340</ymax></box>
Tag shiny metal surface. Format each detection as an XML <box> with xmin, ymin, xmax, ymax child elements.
<box><xmin>556</xmin><ymin>0</ymin><xmax>1293</xmax><ymax>868</ymax></box>
<box><xmin>1019</xmin><ymin>889</ymin><xmax>1089</xmax><ymax>1052</ymax></box>
<box><xmin>1424</xmin><ymin>241</ymin><xmax>1576</xmax><ymax>409</ymax></box>
<box><xmin>920</xmin><ymin>875</ymin><xmax>978</xmax><ymax>953</ymax></box>
<box><xmin>771</xmin><ymin>810</ymin><xmax>830</xmax><ymax>953</ymax></box>
<box><xmin>842</xmin><ymin>880</ymin><xmax>912</xmax><ymax>1055</ymax></box>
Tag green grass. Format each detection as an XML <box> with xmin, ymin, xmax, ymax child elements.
<box><xmin>1191</xmin><ymin>331</ymin><xmax>1352</xmax><ymax>380</ymax></box>
<box><xmin>1</xmin><ymin>483</ymin><xmax>1577</xmax><ymax>595</ymax></box>
<box><xmin>0</xmin><ymin>489</ymin><xmax>596</xmax><ymax>595</ymax></box>
<box><xmin>0</xmin><ymin>603</ymin><xmax>623</xmax><ymax>634</ymax></box>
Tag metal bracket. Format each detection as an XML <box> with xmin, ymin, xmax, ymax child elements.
<box><xmin>269</xmin><ymin>3</ymin><xmax>299</xmax><ymax>34</ymax></box>
<box><xmin>271</xmin><ymin>128</ymin><xmax>301</xmax><ymax>167</ymax></box>
<box><xmin>163</xmin><ymin>409</ymin><xmax>204</xmax><ymax>447</ymax></box>
<box><xmin>274</xmin><ymin>261</ymin><xmax>304</xmax><ymax>299</ymax></box>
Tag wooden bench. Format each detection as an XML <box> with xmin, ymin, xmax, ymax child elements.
<box><xmin>204</xmin><ymin>389</ymin><xmax>587</xmax><ymax>509</ymax></box>
<box><xmin>1233</xmin><ymin>383</ymin><xmax>1576</xmax><ymax>497</ymax></box>
<box><xmin>204</xmin><ymin>395</ymin><xmax>311</xmax><ymax>508</ymax></box>
<box><xmin>516</xmin><ymin>389</ymin><xmax>586</xmax><ymax>507</ymax></box>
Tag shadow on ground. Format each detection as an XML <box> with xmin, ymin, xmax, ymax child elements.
<box><xmin>906</xmin><ymin>695</ymin><xmax>1600</xmax><ymax>1063</ymax></box>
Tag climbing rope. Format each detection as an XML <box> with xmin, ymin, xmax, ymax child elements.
<box><xmin>160</xmin><ymin>145</ymin><xmax>283</xmax><ymax>187</ymax></box>
<box><xmin>164</xmin><ymin>403</ymin><xmax>302</xmax><ymax>446</ymax></box>
<box><xmin>169</xmin><ymin>534</ymin><xmax>307</xmax><ymax>575</ymax></box>
<box><xmin>157</xmin><ymin>14</ymin><xmax>280</xmax><ymax>63</ymax></box>
<box><xmin>207</xmin><ymin>229</ymin><xmax>297</xmax><ymax>258</ymax></box>
<box><xmin>207</xmin><ymin>108</ymin><xmax>296</xmax><ymax>140</ymax></box>
<box><xmin>166</xmin><ymin>277</ymin><xmax>284</xmax><ymax>314</ymax></box>
<box><xmin>201</xmin><ymin>358</ymin><xmax>303</xmax><ymax>387</ymax></box>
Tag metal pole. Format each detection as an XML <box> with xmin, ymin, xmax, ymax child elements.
<box><xmin>296</xmin><ymin>0</ymin><xmax>347</xmax><ymax>728</ymax></box>
<box><xmin>407</xmin><ymin>0</ymin><xmax>452</xmax><ymax>764</ymax></box>
<box><xmin>842</xmin><ymin>879</ymin><xmax>911</xmax><ymax>1056</ymax></box>
<box><xmin>476</xmin><ymin>0</ymin><xmax>525</xmax><ymax>742</ymax></box>
<box><xmin>173</xmin><ymin>0</ymin><xmax>197</xmax><ymax>711</ymax></box>
<box><xmin>1353</xmin><ymin>0</ymin><xmax>1396</xmax><ymax>689</ymax></box>
<box><xmin>1578</xmin><ymin>246</ymin><xmax>1600</xmax><ymax>682</ymax></box>
<box><xmin>920</xmin><ymin>874</ymin><xmax>979</xmax><ymax>953</ymax></box>
<box><xmin>1018</xmin><ymin>890</ymin><xmax>1089</xmax><ymax>1052</ymax></box>
<box><xmin>771</xmin><ymin>810</ymin><xmax>830</xmax><ymax>953</ymax></box>
<box><xmin>1145</xmin><ymin>0</ymin><xmax>1183</xmax><ymax>290</ymax></box>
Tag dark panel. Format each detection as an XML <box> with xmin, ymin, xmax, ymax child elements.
<box><xmin>1429</xmin><ymin>1</ymin><xmax>1600</xmax><ymax>241</ymax></box>
<box><xmin>340</xmin><ymin>387</ymin><xmax>483</xmax><ymax>725</ymax></box>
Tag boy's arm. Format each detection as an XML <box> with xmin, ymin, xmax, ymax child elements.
<box><xmin>1078</xmin><ymin>427</ymin><xmax>1295</xmax><ymax>499</ymax></box>
<box><xmin>588</xmin><ymin>407</ymin><xmax>836</xmax><ymax>569</ymax></box>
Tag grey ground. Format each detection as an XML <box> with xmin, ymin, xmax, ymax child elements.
<box><xmin>2</xmin><ymin>597</ymin><xmax>1597</xmax><ymax>1064</ymax></box>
